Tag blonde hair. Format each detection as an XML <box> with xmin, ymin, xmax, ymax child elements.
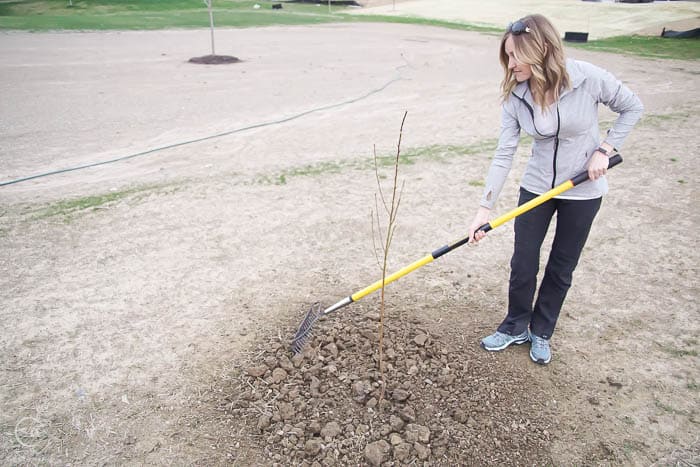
<box><xmin>499</xmin><ymin>14</ymin><xmax>570</xmax><ymax>108</ymax></box>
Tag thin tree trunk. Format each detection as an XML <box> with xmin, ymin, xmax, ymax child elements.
<box><xmin>374</xmin><ymin>111</ymin><xmax>407</xmax><ymax>400</ymax></box>
<box><xmin>208</xmin><ymin>0</ymin><xmax>216</xmax><ymax>55</ymax></box>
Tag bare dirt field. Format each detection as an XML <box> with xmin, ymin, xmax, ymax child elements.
<box><xmin>1</xmin><ymin>21</ymin><xmax>698</xmax><ymax>466</ymax></box>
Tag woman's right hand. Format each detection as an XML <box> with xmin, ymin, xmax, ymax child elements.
<box><xmin>469</xmin><ymin>206</ymin><xmax>491</xmax><ymax>243</ymax></box>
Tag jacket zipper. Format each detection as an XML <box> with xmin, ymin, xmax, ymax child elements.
<box><xmin>552</xmin><ymin>105</ymin><xmax>561</xmax><ymax>188</ymax></box>
<box><xmin>512</xmin><ymin>91</ymin><xmax>561</xmax><ymax>188</ymax></box>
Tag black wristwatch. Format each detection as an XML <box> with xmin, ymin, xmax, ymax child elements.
<box><xmin>596</xmin><ymin>146</ymin><xmax>611</xmax><ymax>156</ymax></box>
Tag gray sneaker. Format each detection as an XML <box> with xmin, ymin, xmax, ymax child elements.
<box><xmin>480</xmin><ymin>330</ymin><xmax>529</xmax><ymax>351</ymax></box>
<box><xmin>529</xmin><ymin>333</ymin><xmax>552</xmax><ymax>365</ymax></box>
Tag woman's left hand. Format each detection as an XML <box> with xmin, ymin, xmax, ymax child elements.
<box><xmin>588</xmin><ymin>150</ymin><xmax>610</xmax><ymax>180</ymax></box>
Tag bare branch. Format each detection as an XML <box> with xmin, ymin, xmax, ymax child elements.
<box><xmin>374</xmin><ymin>195</ymin><xmax>386</xmax><ymax>255</ymax></box>
<box><xmin>391</xmin><ymin>180</ymin><xmax>406</xmax><ymax>224</ymax></box>
<box><xmin>370</xmin><ymin>207</ymin><xmax>383</xmax><ymax>270</ymax></box>
<box><xmin>373</xmin><ymin>144</ymin><xmax>389</xmax><ymax>214</ymax></box>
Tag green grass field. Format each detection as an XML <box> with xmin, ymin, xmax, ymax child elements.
<box><xmin>0</xmin><ymin>0</ymin><xmax>697</xmax><ymax>60</ymax></box>
<box><xmin>568</xmin><ymin>34</ymin><xmax>700</xmax><ymax>61</ymax></box>
<box><xmin>0</xmin><ymin>0</ymin><xmax>342</xmax><ymax>29</ymax></box>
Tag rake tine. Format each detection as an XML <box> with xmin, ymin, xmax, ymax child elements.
<box><xmin>291</xmin><ymin>303</ymin><xmax>322</xmax><ymax>354</ymax></box>
<box><xmin>290</xmin><ymin>297</ymin><xmax>356</xmax><ymax>355</ymax></box>
<box><xmin>291</xmin><ymin>330</ymin><xmax>313</xmax><ymax>355</ymax></box>
<box><xmin>291</xmin><ymin>327</ymin><xmax>315</xmax><ymax>355</ymax></box>
<box><xmin>293</xmin><ymin>303</ymin><xmax>320</xmax><ymax>339</ymax></box>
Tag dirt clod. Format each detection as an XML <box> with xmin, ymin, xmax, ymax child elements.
<box><xmin>405</xmin><ymin>423</ymin><xmax>430</xmax><ymax>443</ymax></box>
<box><xmin>246</xmin><ymin>365</ymin><xmax>268</xmax><ymax>377</ymax></box>
<box><xmin>271</xmin><ymin>367</ymin><xmax>288</xmax><ymax>383</ymax></box>
<box><xmin>364</xmin><ymin>439</ymin><xmax>391</xmax><ymax>466</ymax></box>
<box><xmin>391</xmin><ymin>388</ymin><xmax>410</xmax><ymax>402</ymax></box>
<box><xmin>414</xmin><ymin>441</ymin><xmax>431</xmax><ymax>460</ymax></box>
<box><xmin>304</xmin><ymin>439</ymin><xmax>322</xmax><ymax>457</ymax></box>
<box><xmin>320</xmin><ymin>421</ymin><xmax>342</xmax><ymax>440</ymax></box>
<box><xmin>414</xmin><ymin>333</ymin><xmax>429</xmax><ymax>346</ymax></box>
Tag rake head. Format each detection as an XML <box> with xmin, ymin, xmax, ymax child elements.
<box><xmin>290</xmin><ymin>302</ymin><xmax>323</xmax><ymax>355</ymax></box>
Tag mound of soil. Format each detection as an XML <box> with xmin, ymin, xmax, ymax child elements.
<box><xmin>222</xmin><ymin>310</ymin><xmax>557</xmax><ymax>465</ymax></box>
<box><xmin>288</xmin><ymin>0</ymin><xmax>361</xmax><ymax>5</ymax></box>
<box><xmin>188</xmin><ymin>54</ymin><xmax>241</xmax><ymax>65</ymax></box>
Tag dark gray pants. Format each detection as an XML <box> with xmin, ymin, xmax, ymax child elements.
<box><xmin>497</xmin><ymin>188</ymin><xmax>602</xmax><ymax>339</ymax></box>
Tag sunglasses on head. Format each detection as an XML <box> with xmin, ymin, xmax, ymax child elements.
<box><xmin>507</xmin><ymin>20</ymin><xmax>531</xmax><ymax>35</ymax></box>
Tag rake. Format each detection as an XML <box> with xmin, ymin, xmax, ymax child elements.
<box><xmin>291</xmin><ymin>154</ymin><xmax>623</xmax><ymax>354</ymax></box>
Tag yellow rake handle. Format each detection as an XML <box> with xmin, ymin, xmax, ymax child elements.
<box><xmin>351</xmin><ymin>254</ymin><xmax>434</xmax><ymax>301</ymax></box>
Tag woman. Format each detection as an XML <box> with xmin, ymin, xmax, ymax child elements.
<box><xmin>469</xmin><ymin>14</ymin><xmax>643</xmax><ymax>365</ymax></box>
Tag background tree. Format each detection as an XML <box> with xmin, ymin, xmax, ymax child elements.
<box><xmin>189</xmin><ymin>0</ymin><xmax>239</xmax><ymax>64</ymax></box>
<box><xmin>204</xmin><ymin>0</ymin><xmax>216</xmax><ymax>55</ymax></box>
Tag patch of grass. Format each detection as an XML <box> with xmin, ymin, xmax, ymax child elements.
<box><xmin>627</xmin><ymin>318</ymin><xmax>643</xmax><ymax>328</ymax></box>
<box><xmin>622</xmin><ymin>439</ymin><xmax>645</xmax><ymax>455</ymax></box>
<box><xmin>654</xmin><ymin>399</ymin><xmax>687</xmax><ymax>416</ymax></box>
<box><xmin>377</xmin><ymin>141</ymin><xmax>496</xmax><ymax>167</ymax></box>
<box><xmin>285</xmin><ymin>160</ymin><xmax>346</xmax><ymax>177</ymax></box>
<box><xmin>253</xmin><ymin>160</ymin><xmax>346</xmax><ymax>185</ymax></box>
<box><xmin>33</xmin><ymin>189</ymin><xmax>135</xmax><ymax>221</ymax></box>
<box><xmin>688</xmin><ymin>380</ymin><xmax>698</xmax><ymax>391</ymax></box>
<box><xmin>31</xmin><ymin>183</ymin><xmax>174</xmax><ymax>221</ymax></box>
<box><xmin>640</xmin><ymin>111</ymin><xmax>692</xmax><ymax>127</ymax></box>
<box><xmin>621</xmin><ymin>439</ymin><xmax>650</xmax><ymax>463</ymax></box>
<box><xmin>621</xmin><ymin>416</ymin><xmax>635</xmax><ymax>426</ymax></box>
<box><xmin>345</xmin><ymin>14</ymin><xmax>502</xmax><ymax>35</ymax></box>
<box><xmin>253</xmin><ymin>140</ymin><xmax>497</xmax><ymax>186</ymax></box>
<box><xmin>569</xmin><ymin>35</ymin><xmax>700</xmax><ymax>61</ymax></box>
<box><xmin>654</xmin><ymin>399</ymin><xmax>673</xmax><ymax>414</ymax></box>
<box><xmin>655</xmin><ymin>341</ymin><xmax>698</xmax><ymax>358</ymax></box>
<box><xmin>468</xmin><ymin>180</ymin><xmax>484</xmax><ymax>187</ymax></box>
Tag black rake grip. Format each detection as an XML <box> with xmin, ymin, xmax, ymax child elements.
<box><xmin>570</xmin><ymin>153</ymin><xmax>623</xmax><ymax>186</ymax></box>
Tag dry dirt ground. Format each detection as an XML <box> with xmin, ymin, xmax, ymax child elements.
<box><xmin>1</xmin><ymin>21</ymin><xmax>698</xmax><ymax>466</ymax></box>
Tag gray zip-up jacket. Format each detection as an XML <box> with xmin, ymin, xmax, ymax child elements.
<box><xmin>480</xmin><ymin>58</ymin><xmax>644</xmax><ymax>209</ymax></box>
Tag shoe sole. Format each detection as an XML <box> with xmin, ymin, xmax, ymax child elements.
<box><xmin>480</xmin><ymin>336</ymin><xmax>529</xmax><ymax>352</ymax></box>
<box><xmin>529</xmin><ymin>350</ymin><xmax>552</xmax><ymax>365</ymax></box>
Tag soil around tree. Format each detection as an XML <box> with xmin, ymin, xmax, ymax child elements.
<box><xmin>225</xmin><ymin>311</ymin><xmax>555</xmax><ymax>465</ymax></box>
<box><xmin>188</xmin><ymin>54</ymin><xmax>241</xmax><ymax>65</ymax></box>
